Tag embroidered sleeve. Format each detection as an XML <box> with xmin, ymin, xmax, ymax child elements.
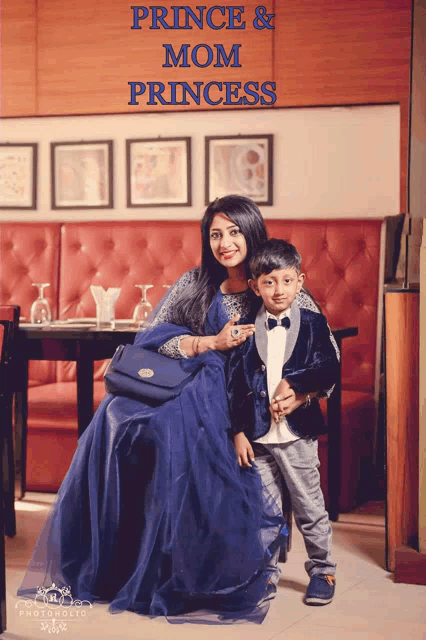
<box><xmin>149</xmin><ymin>268</ymin><xmax>198</xmax><ymax>328</ymax></box>
<box><xmin>158</xmin><ymin>335</ymin><xmax>190</xmax><ymax>359</ymax></box>
<box><xmin>296</xmin><ymin>290</ymin><xmax>320</xmax><ymax>314</ymax></box>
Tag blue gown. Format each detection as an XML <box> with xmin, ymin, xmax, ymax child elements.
<box><xmin>18</xmin><ymin>287</ymin><xmax>287</xmax><ymax>623</ymax></box>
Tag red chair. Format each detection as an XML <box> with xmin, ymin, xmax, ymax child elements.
<box><xmin>0</xmin><ymin>315</ymin><xmax>16</xmax><ymax>633</ymax></box>
<box><xmin>0</xmin><ymin>306</ymin><xmax>19</xmax><ymax>538</ymax></box>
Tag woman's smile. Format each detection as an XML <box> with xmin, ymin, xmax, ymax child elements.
<box><xmin>209</xmin><ymin>213</ymin><xmax>248</xmax><ymax>269</ymax></box>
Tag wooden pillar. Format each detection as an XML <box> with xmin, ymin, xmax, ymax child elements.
<box><xmin>385</xmin><ymin>290</ymin><xmax>419</xmax><ymax>572</ymax></box>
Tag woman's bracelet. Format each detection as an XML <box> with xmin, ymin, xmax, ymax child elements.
<box><xmin>194</xmin><ymin>336</ymin><xmax>201</xmax><ymax>355</ymax></box>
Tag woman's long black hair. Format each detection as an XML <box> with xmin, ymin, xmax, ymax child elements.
<box><xmin>169</xmin><ymin>195</ymin><xmax>268</xmax><ymax>333</ymax></box>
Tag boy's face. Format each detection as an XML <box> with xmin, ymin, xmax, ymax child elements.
<box><xmin>249</xmin><ymin>268</ymin><xmax>305</xmax><ymax>316</ymax></box>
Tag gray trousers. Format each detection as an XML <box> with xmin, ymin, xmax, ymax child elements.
<box><xmin>253</xmin><ymin>438</ymin><xmax>336</xmax><ymax>580</ymax></box>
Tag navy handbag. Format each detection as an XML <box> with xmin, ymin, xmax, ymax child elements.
<box><xmin>104</xmin><ymin>344</ymin><xmax>196</xmax><ymax>404</ymax></box>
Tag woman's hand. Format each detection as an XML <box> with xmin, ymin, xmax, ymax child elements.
<box><xmin>213</xmin><ymin>314</ymin><xmax>255</xmax><ymax>351</ymax></box>
<box><xmin>270</xmin><ymin>379</ymin><xmax>314</xmax><ymax>422</ymax></box>
<box><xmin>234</xmin><ymin>432</ymin><xmax>255</xmax><ymax>467</ymax></box>
<box><xmin>179</xmin><ymin>314</ymin><xmax>254</xmax><ymax>356</ymax></box>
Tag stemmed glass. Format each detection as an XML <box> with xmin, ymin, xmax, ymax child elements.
<box><xmin>30</xmin><ymin>283</ymin><xmax>52</xmax><ymax>325</ymax></box>
<box><xmin>132</xmin><ymin>284</ymin><xmax>154</xmax><ymax>328</ymax></box>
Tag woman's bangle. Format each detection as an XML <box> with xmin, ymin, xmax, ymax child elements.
<box><xmin>194</xmin><ymin>336</ymin><xmax>201</xmax><ymax>355</ymax></box>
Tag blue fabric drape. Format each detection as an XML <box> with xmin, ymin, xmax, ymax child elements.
<box><xmin>18</xmin><ymin>291</ymin><xmax>287</xmax><ymax>623</ymax></box>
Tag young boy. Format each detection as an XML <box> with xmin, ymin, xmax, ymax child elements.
<box><xmin>227</xmin><ymin>238</ymin><xmax>339</xmax><ymax>605</ymax></box>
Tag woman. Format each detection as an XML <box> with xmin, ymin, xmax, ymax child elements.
<box><xmin>18</xmin><ymin>196</ymin><xmax>319</xmax><ymax>623</ymax></box>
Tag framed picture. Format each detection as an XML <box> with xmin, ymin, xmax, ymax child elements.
<box><xmin>0</xmin><ymin>143</ymin><xmax>37</xmax><ymax>209</ymax></box>
<box><xmin>205</xmin><ymin>135</ymin><xmax>273</xmax><ymax>206</ymax></box>
<box><xmin>126</xmin><ymin>137</ymin><xmax>191</xmax><ymax>207</ymax></box>
<box><xmin>51</xmin><ymin>140</ymin><xmax>113</xmax><ymax>209</ymax></box>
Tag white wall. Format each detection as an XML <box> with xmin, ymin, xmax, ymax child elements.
<box><xmin>0</xmin><ymin>104</ymin><xmax>399</xmax><ymax>221</ymax></box>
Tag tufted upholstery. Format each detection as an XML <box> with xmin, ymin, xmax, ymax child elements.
<box><xmin>0</xmin><ymin>224</ymin><xmax>60</xmax><ymax>386</ymax></box>
<box><xmin>1</xmin><ymin>219</ymin><xmax>384</xmax><ymax>508</ymax></box>
<box><xmin>57</xmin><ymin>222</ymin><xmax>202</xmax><ymax>382</ymax></box>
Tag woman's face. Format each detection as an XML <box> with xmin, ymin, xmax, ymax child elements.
<box><xmin>209</xmin><ymin>213</ymin><xmax>248</xmax><ymax>269</ymax></box>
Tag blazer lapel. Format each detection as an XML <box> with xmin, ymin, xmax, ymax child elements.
<box><xmin>283</xmin><ymin>302</ymin><xmax>300</xmax><ymax>365</ymax></box>
<box><xmin>254</xmin><ymin>304</ymin><xmax>268</xmax><ymax>365</ymax></box>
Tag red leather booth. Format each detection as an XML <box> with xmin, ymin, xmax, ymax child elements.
<box><xmin>0</xmin><ymin>219</ymin><xmax>383</xmax><ymax>510</ymax></box>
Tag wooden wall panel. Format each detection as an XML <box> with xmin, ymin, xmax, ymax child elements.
<box><xmin>274</xmin><ymin>0</ymin><xmax>411</xmax><ymax>106</ymax></box>
<box><xmin>1</xmin><ymin>0</ymin><xmax>37</xmax><ymax>117</ymax></box>
<box><xmin>273</xmin><ymin>0</ymin><xmax>411</xmax><ymax>213</ymax></box>
<box><xmin>37</xmin><ymin>0</ymin><xmax>274</xmax><ymax>115</ymax></box>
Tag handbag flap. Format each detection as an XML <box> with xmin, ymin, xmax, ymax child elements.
<box><xmin>110</xmin><ymin>344</ymin><xmax>193</xmax><ymax>388</ymax></box>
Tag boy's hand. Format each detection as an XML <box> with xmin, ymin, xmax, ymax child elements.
<box><xmin>270</xmin><ymin>379</ymin><xmax>306</xmax><ymax>422</ymax></box>
<box><xmin>234</xmin><ymin>432</ymin><xmax>255</xmax><ymax>467</ymax></box>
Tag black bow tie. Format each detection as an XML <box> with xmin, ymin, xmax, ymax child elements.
<box><xmin>267</xmin><ymin>316</ymin><xmax>290</xmax><ymax>330</ymax></box>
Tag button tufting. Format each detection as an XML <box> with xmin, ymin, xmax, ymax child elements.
<box><xmin>4</xmin><ymin>241</ymin><xmax>14</xmax><ymax>251</ymax></box>
<box><xmin>260</xmin><ymin>390</ymin><xmax>267</xmax><ymax>397</ymax></box>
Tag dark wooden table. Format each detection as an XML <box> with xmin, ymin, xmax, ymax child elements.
<box><xmin>14</xmin><ymin>323</ymin><xmax>357</xmax><ymax>521</ymax></box>
<box><xmin>14</xmin><ymin>323</ymin><xmax>138</xmax><ymax>500</ymax></box>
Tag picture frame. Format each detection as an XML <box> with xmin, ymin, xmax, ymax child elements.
<box><xmin>0</xmin><ymin>143</ymin><xmax>38</xmax><ymax>209</ymax></box>
<box><xmin>51</xmin><ymin>140</ymin><xmax>113</xmax><ymax>209</ymax></box>
<box><xmin>205</xmin><ymin>134</ymin><xmax>273</xmax><ymax>206</ymax></box>
<box><xmin>126</xmin><ymin>137</ymin><xmax>191</xmax><ymax>207</ymax></box>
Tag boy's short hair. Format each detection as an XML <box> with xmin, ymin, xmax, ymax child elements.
<box><xmin>249</xmin><ymin>238</ymin><xmax>302</xmax><ymax>279</ymax></box>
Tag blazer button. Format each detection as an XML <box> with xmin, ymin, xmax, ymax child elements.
<box><xmin>261</xmin><ymin>364</ymin><xmax>266</xmax><ymax>371</ymax></box>
<box><xmin>260</xmin><ymin>390</ymin><xmax>267</xmax><ymax>397</ymax></box>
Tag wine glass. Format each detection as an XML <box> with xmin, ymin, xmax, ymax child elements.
<box><xmin>132</xmin><ymin>284</ymin><xmax>154</xmax><ymax>327</ymax></box>
<box><xmin>30</xmin><ymin>283</ymin><xmax>52</xmax><ymax>325</ymax></box>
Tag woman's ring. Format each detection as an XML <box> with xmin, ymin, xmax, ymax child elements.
<box><xmin>231</xmin><ymin>328</ymin><xmax>240</xmax><ymax>338</ymax></box>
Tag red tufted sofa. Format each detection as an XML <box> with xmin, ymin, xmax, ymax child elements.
<box><xmin>0</xmin><ymin>219</ymin><xmax>384</xmax><ymax>510</ymax></box>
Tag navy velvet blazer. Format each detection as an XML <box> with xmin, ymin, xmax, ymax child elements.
<box><xmin>226</xmin><ymin>302</ymin><xmax>340</xmax><ymax>441</ymax></box>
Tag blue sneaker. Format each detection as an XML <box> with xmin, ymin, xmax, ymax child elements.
<box><xmin>304</xmin><ymin>574</ymin><xmax>336</xmax><ymax>605</ymax></box>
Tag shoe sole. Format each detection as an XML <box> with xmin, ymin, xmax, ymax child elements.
<box><xmin>304</xmin><ymin>596</ymin><xmax>333</xmax><ymax>605</ymax></box>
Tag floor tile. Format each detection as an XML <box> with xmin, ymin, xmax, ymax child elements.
<box><xmin>5</xmin><ymin>499</ymin><xmax>426</xmax><ymax>640</ymax></box>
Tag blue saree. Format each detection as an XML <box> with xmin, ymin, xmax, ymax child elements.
<box><xmin>18</xmin><ymin>284</ymin><xmax>287</xmax><ymax>623</ymax></box>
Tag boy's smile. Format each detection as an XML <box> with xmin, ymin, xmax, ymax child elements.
<box><xmin>249</xmin><ymin>267</ymin><xmax>305</xmax><ymax>316</ymax></box>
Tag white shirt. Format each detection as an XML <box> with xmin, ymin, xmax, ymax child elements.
<box><xmin>254</xmin><ymin>307</ymin><xmax>300</xmax><ymax>445</ymax></box>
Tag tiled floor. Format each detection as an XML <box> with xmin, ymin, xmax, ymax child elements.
<box><xmin>4</xmin><ymin>497</ymin><xmax>426</xmax><ymax>640</ymax></box>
